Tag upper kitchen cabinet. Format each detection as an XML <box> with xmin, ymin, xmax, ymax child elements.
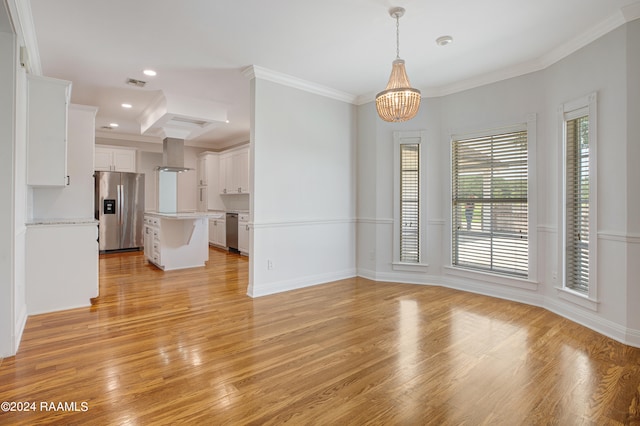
<box><xmin>95</xmin><ymin>145</ymin><xmax>137</xmax><ymax>172</ymax></box>
<box><xmin>197</xmin><ymin>154</ymin><xmax>208</xmax><ymax>186</ymax></box>
<box><xmin>196</xmin><ymin>151</ymin><xmax>225</xmax><ymax>211</ymax></box>
<box><xmin>26</xmin><ymin>75</ymin><xmax>71</xmax><ymax>187</ymax></box>
<box><xmin>219</xmin><ymin>145</ymin><xmax>249</xmax><ymax>195</ymax></box>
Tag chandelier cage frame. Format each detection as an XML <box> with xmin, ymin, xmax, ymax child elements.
<box><xmin>375</xmin><ymin>6</ymin><xmax>421</xmax><ymax>123</ymax></box>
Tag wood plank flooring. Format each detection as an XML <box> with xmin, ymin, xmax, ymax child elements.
<box><xmin>1</xmin><ymin>248</ymin><xmax>640</xmax><ymax>425</ymax></box>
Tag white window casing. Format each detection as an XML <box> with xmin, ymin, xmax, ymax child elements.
<box><xmin>393</xmin><ymin>130</ymin><xmax>428</xmax><ymax>271</ymax></box>
<box><xmin>558</xmin><ymin>92</ymin><xmax>598</xmax><ymax>310</ymax></box>
<box><xmin>448</xmin><ymin>114</ymin><xmax>537</xmax><ymax>286</ymax></box>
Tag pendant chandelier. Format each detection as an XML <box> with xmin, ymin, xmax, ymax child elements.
<box><xmin>375</xmin><ymin>7</ymin><xmax>421</xmax><ymax>122</ymax></box>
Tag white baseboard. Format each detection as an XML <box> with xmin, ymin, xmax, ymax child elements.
<box><xmin>356</xmin><ymin>268</ymin><xmax>640</xmax><ymax>348</ymax></box>
<box><xmin>14</xmin><ymin>303</ymin><xmax>27</xmax><ymax>355</ymax></box>
<box><xmin>249</xmin><ymin>268</ymin><xmax>357</xmax><ymax>298</ymax></box>
<box><xmin>544</xmin><ymin>298</ymin><xmax>631</xmax><ymax>345</ymax></box>
<box><xmin>27</xmin><ymin>302</ymin><xmax>92</xmax><ymax>317</ymax></box>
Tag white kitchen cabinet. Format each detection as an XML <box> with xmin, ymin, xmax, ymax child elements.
<box><xmin>26</xmin><ymin>221</ymin><xmax>99</xmax><ymax>314</ymax></box>
<box><xmin>143</xmin><ymin>215</ymin><xmax>160</xmax><ymax>265</ymax></box>
<box><xmin>95</xmin><ymin>145</ymin><xmax>136</xmax><ymax>172</ymax></box>
<box><xmin>197</xmin><ymin>186</ymin><xmax>208</xmax><ymax>212</ymax></box>
<box><xmin>218</xmin><ymin>153</ymin><xmax>231</xmax><ymax>194</ymax></box>
<box><xmin>26</xmin><ymin>74</ymin><xmax>71</xmax><ymax>187</ymax></box>
<box><xmin>31</xmin><ymin>104</ymin><xmax>98</xmax><ymax>220</ymax></box>
<box><xmin>238</xmin><ymin>212</ymin><xmax>249</xmax><ymax>255</ymax></box>
<box><xmin>219</xmin><ymin>146</ymin><xmax>250</xmax><ymax>195</ymax></box>
<box><xmin>208</xmin><ymin>217</ymin><xmax>226</xmax><ymax>248</ymax></box>
<box><xmin>196</xmin><ymin>152</ymin><xmax>225</xmax><ymax>211</ymax></box>
<box><xmin>234</xmin><ymin>148</ymin><xmax>250</xmax><ymax>193</ymax></box>
<box><xmin>197</xmin><ymin>154</ymin><xmax>208</xmax><ymax>186</ymax></box>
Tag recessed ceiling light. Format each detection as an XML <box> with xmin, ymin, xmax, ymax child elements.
<box><xmin>143</xmin><ymin>69</ymin><xmax>157</xmax><ymax>76</ymax></box>
<box><xmin>109</xmin><ymin>123</ymin><xmax>119</xmax><ymax>128</ymax></box>
<box><xmin>225</xmin><ymin>120</ymin><xmax>230</xmax><ymax>124</ymax></box>
<box><xmin>121</xmin><ymin>103</ymin><xmax>132</xmax><ymax>109</ymax></box>
<box><xmin>436</xmin><ymin>35</ymin><xmax>453</xmax><ymax>46</ymax></box>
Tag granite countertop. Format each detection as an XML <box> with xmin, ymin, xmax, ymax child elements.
<box><xmin>27</xmin><ymin>218</ymin><xmax>99</xmax><ymax>226</ymax></box>
<box><xmin>145</xmin><ymin>211</ymin><xmax>219</xmax><ymax>219</ymax></box>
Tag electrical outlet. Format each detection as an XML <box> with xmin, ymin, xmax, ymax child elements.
<box><xmin>552</xmin><ymin>271</ymin><xmax>557</xmax><ymax>283</ymax></box>
<box><xmin>267</xmin><ymin>260</ymin><xmax>273</xmax><ymax>270</ymax></box>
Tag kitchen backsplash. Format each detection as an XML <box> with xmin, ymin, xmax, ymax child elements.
<box><xmin>222</xmin><ymin>194</ymin><xmax>249</xmax><ymax>212</ymax></box>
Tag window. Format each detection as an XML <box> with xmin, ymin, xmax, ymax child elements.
<box><xmin>452</xmin><ymin>129</ymin><xmax>528</xmax><ymax>277</ymax></box>
<box><xmin>393</xmin><ymin>131</ymin><xmax>426</xmax><ymax>268</ymax></box>
<box><xmin>565</xmin><ymin>115</ymin><xmax>589</xmax><ymax>293</ymax></box>
<box><xmin>400</xmin><ymin>143</ymin><xmax>419</xmax><ymax>262</ymax></box>
<box><xmin>561</xmin><ymin>93</ymin><xmax>597</xmax><ymax>301</ymax></box>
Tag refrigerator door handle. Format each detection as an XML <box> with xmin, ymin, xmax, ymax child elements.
<box><xmin>117</xmin><ymin>184</ymin><xmax>123</xmax><ymax>225</ymax></box>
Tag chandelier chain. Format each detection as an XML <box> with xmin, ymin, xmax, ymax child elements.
<box><xmin>396</xmin><ymin>13</ymin><xmax>400</xmax><ymax>59</ymax></box>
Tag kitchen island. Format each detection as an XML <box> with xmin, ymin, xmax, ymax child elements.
<box><xmin>144</xmin><ymin>212</ymin><xmax>214</xmax><ymax>271</ymax></box>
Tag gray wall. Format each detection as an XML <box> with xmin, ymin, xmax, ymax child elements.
<box><xmin>355</xmin><ymin>21</ymin><xmax>640</xmax><ymax>346</ymax></box>
<box><xmin>249</xmin><ymin>78</ymin><xmax>357</xmax><ymax>296</ymax></box>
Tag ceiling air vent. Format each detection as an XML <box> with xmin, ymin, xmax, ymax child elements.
<box><xmin>126</xmin><ymin>78</ymin><xmax>147</xmax><ymax>87</ymax></box>
<box><xmin>101</xmin><ymin>125</ymin><xmax>114</xmax><ymax>130</ymax></box>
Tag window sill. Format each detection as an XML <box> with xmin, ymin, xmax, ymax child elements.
<box><xmin>555</xmin><ymin>287</ymin><xmax>599</xmax><ymax>311</ymax></box>
<box><xmin>392</xmin><ymin>262</ymin><xmax>430</xmax><ymax>272</ymax></box>
<box><xmin>443</xmin><ymin>266</ymin><xmax>538</xmax><ymax>291</ymax></box>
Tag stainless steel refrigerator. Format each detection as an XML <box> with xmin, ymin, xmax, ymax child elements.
<box><xmin>95</xmin><ymin>171</ymin><xmax>145</xmax><ymax>252</ymax></box>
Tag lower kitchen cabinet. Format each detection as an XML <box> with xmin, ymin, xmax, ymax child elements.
<box><xmin>238</xmin><ymin>213</ymin><xmax>249</xmax><ymax>255</ymax></box>
<box><xmin>144</xmin><ymin>215</ymin><xmax>161</xmax><ymax>265</ymax></box>
<box><xmin>26</xmin><ymin>221</ymin><xmax>99</xmax><ymax>314</ymax></box>
<box><xmin>209</xmin><ymin>217</ymin><xmax>226</xmax><ymax>248</ymax></box>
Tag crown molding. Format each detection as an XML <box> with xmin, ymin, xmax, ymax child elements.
<box><xmin>95</xmin><ymin>131</ymin><xmax>162</xmax><ymax>144</ymax></box>
<box><xmin>429</xmin><ymin>9</ymin><xmax>628</xmax><ymax>98</ymax></box>
<box><xmin>621</xmin><ymin>2</ymin><xmax>640</xmax><ymax>22</ymax></box>
<box><xmin>537</xmin><ymin>8</ymin><xmax>629</xmax><ymax>71</ymax></box>
<box><xmin>6</xmin><ymin>0</ymin><xmax>42</xmax><ymax>75</ymax></box>
<box><xmin>359</xmin><ymin>4</ymin><xmax>640</xmax><ymax>102</ymax></box>
<box><xmin>242</xmin><ymin>65</ymin><xmax>358</xmax><ymax>104</ymax></box>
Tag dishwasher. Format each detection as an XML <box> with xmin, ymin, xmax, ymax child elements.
<box><xmin>226</xmin><ymin>212</ymin><xmax>239</xmax><ymax>253</ymax></box>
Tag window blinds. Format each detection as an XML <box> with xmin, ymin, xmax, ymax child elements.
<box><xmin>452</xmin><ymin>130</ymin><xmax>528</xmax><ymax>277</ymax></box>
<box><xmin>565</xmin><ymin>116</ymin><xmax>590</xmax><ymax>293</ymax></box>
<box><xmin>400</xmin><ymin>143</ymin><xmax>419</xmax><ymax>262</ymax></box>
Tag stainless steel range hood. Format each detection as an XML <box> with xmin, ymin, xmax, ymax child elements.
<box><xmin>139</xmin><ymin>92</ymin><xmax>227</xmax><ymax>174</ymax></box>
<box><xmin>156</xmin><ymin>137</ymin><xmax>192</xmax><ymax>172</ymax></box>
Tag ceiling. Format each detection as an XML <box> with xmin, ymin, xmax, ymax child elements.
<box><xmin>29</xmin><ymin>0</ymin><xmax>639</xmax><ymax>149</ymax></box>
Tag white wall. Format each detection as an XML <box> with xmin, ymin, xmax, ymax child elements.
<box><xmin>541</xmin><ymin>24</ymin><xmax>629</xmax><ymax>332</ymax></box>
<box><xmin>249</xmin><ymin>78</ymin><xmax>357</xmax><ymax>296</ymax></box>
<box><xmin>13</xmin><ymin>37</ymin><xmax>28</xmax><ymax>358</ymax></box>
<box><xmin>356</xmin><ymin>99</ymin><xmax>445</xmax><ymax>282</ymax></box>
<box><xmin>438</xmin><ymin>71</ymin><xmax>544</xmax><ymax>300</ymax></box>
<box><xmin>356</xmin><ymin>20</ymin><xmax>640</xmax><ymax>347</ymax></box>
<box><xmin>625</xmin><ymin>20</ymin><xmax>640</xmax><ymax>336</ymax></box>
<box><xmin>138</xmin><ymin>150</ymin><xmax>161</xmax><ymax>212</ymax></box>
<box><xmin>176</xmin><ymin>147</ymin><xmax>199</xmax><ymax>211</ymax></box>
<box><xmin>0</xmin><ymin>8</ymin><xmax>28</xmax><ymax>357</ymax></box>
<box><xmin>0</xmin><ymin>29</ymin><xmax>17</xmax><ymax>357</ymax></box>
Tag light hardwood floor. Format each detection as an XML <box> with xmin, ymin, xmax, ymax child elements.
<box><xmin>1</xmin><ymin>248</ymin><xmax>640</xmax><ymax>425</ymax></box>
